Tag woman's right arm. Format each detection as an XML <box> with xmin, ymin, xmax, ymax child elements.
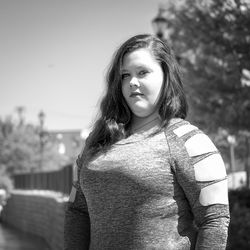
<box><xmin>64</xmin><ymin>159</ymin><xmax>90</xmax><ymax>250</ymax></box>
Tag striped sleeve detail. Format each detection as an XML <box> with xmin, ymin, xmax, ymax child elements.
<box><xmin>165</xmin><ymin>119</ymin><xmax>230</xmax><ymax>249</ymax></box>
<box><xmin>184</xmin><ymin>134</ymin><xmax>218</xmax><ymax>157</ymax></box>
<box><xmin>199</xmin><ymin>179</ymin><xmax>228</xmax><ymax>206</ymax></box>
<box><xmin>173</xmin><ymin>124</ymin><xmax>198</xmax><ymax>137</ymax></box>
<box><xmin>172</xmin><ymin>123</ymin><xmax>228</xmax><ymax>206</ymax></box>
<box><xmin>194</xmin><ymin>154</ymin><xmax>226</xmax><ymax>182</ymax></box>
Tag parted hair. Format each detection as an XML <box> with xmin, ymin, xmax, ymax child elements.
<box><xmin>82</xmin><ymin>34</ymin><xmax>188</xmax><ymax>161</ymax></box>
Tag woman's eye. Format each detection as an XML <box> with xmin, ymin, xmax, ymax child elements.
<box><xmin>121</xmin><ymin>73</ymin><xmax>130</xmax><ymax>79</ymax></box>
<box><xmin>139</xmin><ymin>70</ymin><xmax>148</xmax><ymax>76</ymax></box>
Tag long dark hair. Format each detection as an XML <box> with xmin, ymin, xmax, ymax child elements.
<box><xmin>82</xmin><ymin>34</ymin><xmax>188</xmax><ymax>162</ymax></box>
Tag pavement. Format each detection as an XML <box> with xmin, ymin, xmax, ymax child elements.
<box><xmin>0</xmin><ymin>223</ymin><xmax>50</xmax><ymax>250</ymax></box>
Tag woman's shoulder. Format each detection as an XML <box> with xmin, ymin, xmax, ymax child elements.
<box><xmin>165</xmin><ymin>118</ymin><xmax>198</xmax><ymax>135</ymax></box>
<box><xmin>165</xmin><ymin>118</ymin><xmax>218</xmax><ymax>158</ymax></box>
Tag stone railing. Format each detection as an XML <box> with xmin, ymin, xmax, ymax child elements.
<box><xmin>2</xmin><ymin>190</ymin><xmax>68</xmax><ymax>250</ymax></box>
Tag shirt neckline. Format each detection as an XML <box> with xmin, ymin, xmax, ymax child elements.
<box><xmin>114</xmin><ymin>117</ymin><xmax>184</xmax><ymax>145</ymax></box>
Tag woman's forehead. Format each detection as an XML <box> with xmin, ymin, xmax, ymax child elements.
<box><xmin>121</xmin><ymin>48</ymin><xmax>159</xmax><ymax>69</ymax></box>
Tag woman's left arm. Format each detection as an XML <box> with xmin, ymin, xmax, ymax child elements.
<box><xmin>168</xmin><ymin>126</ymin><xmax>230</xmax><ymax>249</ymax></box>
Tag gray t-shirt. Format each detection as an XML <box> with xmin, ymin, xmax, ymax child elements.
<box><xmin>64</xmin><ymin>118</ymin><xmax>230</xmax><ymax>250</ymax></box>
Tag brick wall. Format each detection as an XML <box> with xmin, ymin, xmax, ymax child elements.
<box><xmin>1</xmin><ymin>190</ymin><xmax>68</xmax><ymax>250</ymax></box>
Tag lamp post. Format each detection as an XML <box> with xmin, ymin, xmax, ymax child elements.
<box><xmin>15</xmin><ymin>106</ymin><xmax>25</xmax><ymax>126</ymax></box>
<box><xmin>227</xmin><ymin>135</ymin><xmax>236</xmax><ymax>189</ymax></box>
<box><xmin>152</xmin><ymin>6</ymin><xmax>168</xmax><ymax>40</ymax></box>
<box><xmin>152</xmin><ymin>6</ymin><xmax>182</xmax><ymax>64</ymax></box>
<box><xmin>38</xmin><ymin>110</ymin><xmax>46</xmax><ymax>171</ymax></box>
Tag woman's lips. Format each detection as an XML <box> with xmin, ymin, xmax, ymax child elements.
<box><xmin>130</xmin><ymin>92</ymin><xmax>143</xmax><ymax>98</ymax></box>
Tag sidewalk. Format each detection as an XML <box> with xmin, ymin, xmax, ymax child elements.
<box><xmin>0</xmin><ymin>223</ymin><xmax>50</xmax><ymax>250</ymax></box>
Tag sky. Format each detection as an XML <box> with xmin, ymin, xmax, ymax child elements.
<box><xmin>0</xmin><ymin>0</ymin><xmax>162</xmax><ymax>131</ymax></box>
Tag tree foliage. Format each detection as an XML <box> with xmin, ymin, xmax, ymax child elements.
<box><xmin>0</xmin><ymin>116</ymin><xmax>69</xmax><ymax>176</ymax></box>
<box><xmin>162</xmin><ymin>0</ymin><xmax>250</xmax><ymax>133</ymax></box>
<box><xmin>0</xmin><ymin>165</ymin><xmax>13</xmax><ymax>193</ymax></box>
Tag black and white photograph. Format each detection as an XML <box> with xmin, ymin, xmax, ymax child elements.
<box><xmin>0</xmin><ymin>0</ymin><xmax>250</xmax><ymax>249</ymax></box>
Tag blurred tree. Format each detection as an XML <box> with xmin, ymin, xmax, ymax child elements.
<box><xmin>158</xmin><ymin>0</ymin><xmax>250</xmax><ymax>183</ymax></box>
<box><xmin>0</xmin><ymin>116</ymin><xmax>69</xmax><ymax>176</ymax></box>
<box><xmin>161</xmin><ymin>0</ymin><xmax>250</xmax><ymax>133</ymax></box>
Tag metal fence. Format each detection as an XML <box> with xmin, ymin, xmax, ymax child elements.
<box><xmin>13</xmin><ymin>164</ymin><xmax>73</xmax><ymax>195</ymax></box>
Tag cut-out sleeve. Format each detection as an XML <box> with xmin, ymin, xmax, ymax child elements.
<box><xmin>167</xmin><ymin>123</ymin><xmax>230</xmax><ymax>249</ymax></box>
<box><xmin>64</xmin><ymin>155</ymin><xmax>90</xmax><ymax>250</ymax></box>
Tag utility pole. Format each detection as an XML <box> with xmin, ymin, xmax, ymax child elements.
<box><xmin>245</xmin><ymin>136</ymin><xmax>250</xmax><ymax>188</ymax></box>
<box><xmin>227</xmin><ymin>135</ymin><xmax>237</xmax><ymax>189</ymax></box>
<box><xmin>239</xmin><ymin>130</ymin><xmax>250</xmax><ymax>188</ymax></box>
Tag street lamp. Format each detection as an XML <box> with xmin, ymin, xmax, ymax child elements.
<box><xmin>38</xmin><ymin>110</ymin><xmax>46</xmax><ymax>170</ymax></box>
<box><xmin>227</xmin><ymin>135</ymin><xmax>236</xmax><ymax>189</ymax></box>
<box><xmin>152</xmin><ymin>7</ymin><xmax>168</xmax><ymax>40</ymax></box>
<box><xmin>38</xmin><ymin>110</ymin><xmax>45</xmax><ymax>129</ymax></box>
<box><xmin>152</xmin><ymin>6</ymin><xmax>183</xmax><ymax>64</ymax></box>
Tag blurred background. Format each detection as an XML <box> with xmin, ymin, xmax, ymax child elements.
<box><xmin>0</xmin><ymin>0</ymin><xmax>250</xmax><ymax>249</ymax></box>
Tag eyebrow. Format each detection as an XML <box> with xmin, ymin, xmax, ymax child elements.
<box><xmin>121</xmin><ymin>65</ymin><xmax>150</xmax><ymax>72</ymax></box>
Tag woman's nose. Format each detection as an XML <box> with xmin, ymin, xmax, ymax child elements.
<box><xmin>129</xmin><ymin>77</ymin><xmax>140</xmax><ymax>88</ymax></box>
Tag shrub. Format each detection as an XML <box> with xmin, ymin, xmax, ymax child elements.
<box><xmin>227</xmin><ymin>189</ymin><xmax>250</xmax><ymax>249</ymax></box>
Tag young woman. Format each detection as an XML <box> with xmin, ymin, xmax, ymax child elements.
<box><xmin>64</xmin><ymin>34</ymin><xmax>230</xmax><ymax>250</ymax></box>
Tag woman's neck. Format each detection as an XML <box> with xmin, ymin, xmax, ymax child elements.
<box><xmin>131</xmin><ymin>113</ymin><xmax>161</xmax><ymax>134</ymax></box>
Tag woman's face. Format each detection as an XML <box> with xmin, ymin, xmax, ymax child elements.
<box><xmin>121</xmin><ymin>48</ymin><xmax>164</xmax><ymax>118</ymax></box>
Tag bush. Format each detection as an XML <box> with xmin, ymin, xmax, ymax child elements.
<box><xmin>227</xmin><ymin>189</ymin><xmax>250</xmax><ymax>249</ymax></box>
<box><xmin>0</xmin><ymin>166</ymin><xmax>13</xmax><ymax>194</ymax></box>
